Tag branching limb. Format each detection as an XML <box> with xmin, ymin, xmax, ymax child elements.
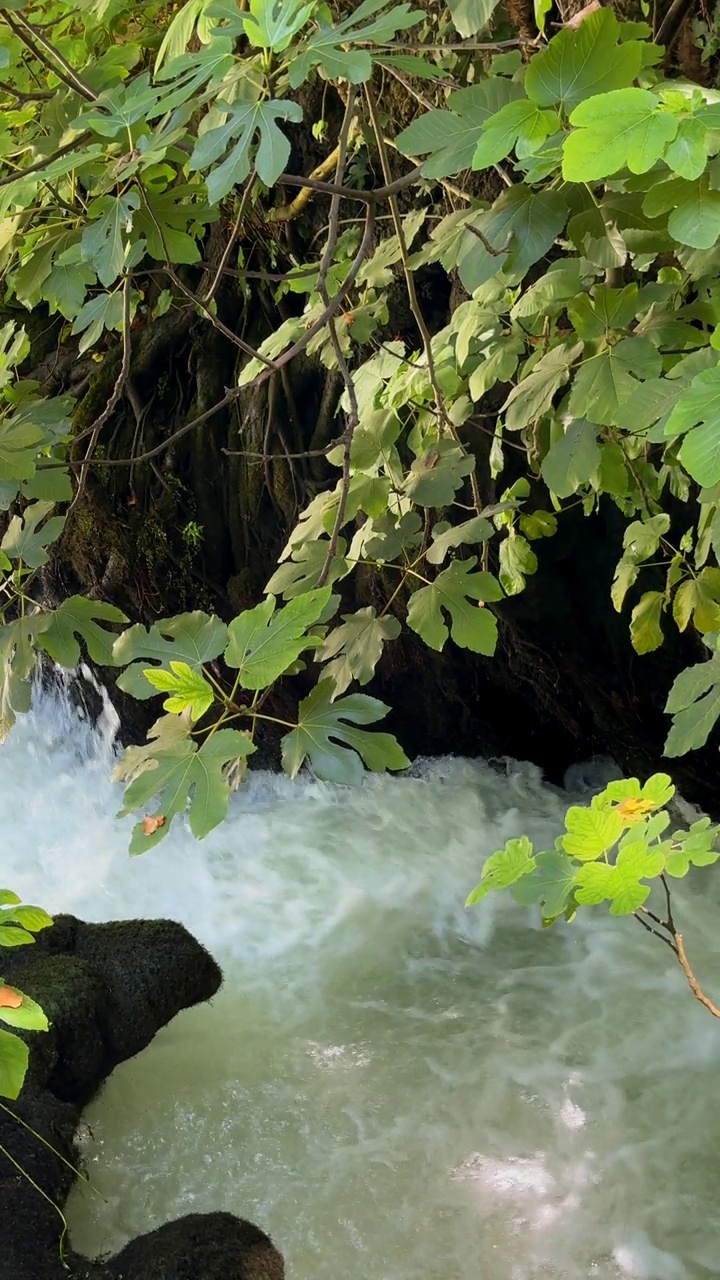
<box><xmin>137</xmin><ymin>178</ymin><xmax>278</xmax><ymax>371</ymax></box>
<box><xmin>269</xmin><ymin>118</ymin><xmax>361</xmax><ymax>224</ymax></box>
<box><xmin>314</xmin><ymin>89</ymin><xmax>361</xmax><ymax>589</ymax></box>
<box><xmin>276</xmin><ymin>164</ymin><xmax>423</xmax><ymax>205</ymax></box>
<box><xmin>0</xmin><ymin>9</ymin><xmax>96</xmax><ymax>101</ymax></box>
<box><xmin>60</xmin><ymin>206</ymin><xmax>376</xmax><ymax>471</ymax></box>
<box><xmin>68</xmin><ymin>273</ymin><xmax>133</xmax><ymax>513</ymax></box>
<box><xmin>636</xmin><ymin>881</ymin><xmax>720</xmax><ymax>1019</ymax></box>
<box><xmin>364</xmin><ymin>85</ymin><xmax>484</xmax><ymax>517</ymax></box>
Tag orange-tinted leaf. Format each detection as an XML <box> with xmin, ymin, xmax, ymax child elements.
<box><xmin>617</xmin><ymin>797</ymin><xmax>655</xmax><ymax>823</ymax></box>
<box><xmin>0</xmin><ymin>986</ymin><xmax>23</xmax><ymax>1009</ymax></box>
<box><xmin>142</xmin><ymin>815</ymin><xmax>166</xmax><ymax>835</ymax></box>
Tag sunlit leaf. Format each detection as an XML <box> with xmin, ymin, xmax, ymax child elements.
<box><xmin>0</xmin><ymin>1027</ymin><xmax>28</xmax><ymax>1100</ymax></box>
<box><xmin>0</xmin><ymin>989</ymin><xmax>48</xmax><ymax>1032</ymax></box>
<box><xmin>525</xmin><ymin>9</ymin><xmax>644</xmax><ymax>113</ymax></box>
<box><xmin>466</xmin><ymin>836</ymin><xmax>536</xmax><ymax>904</ymax></box>
<box><xmin>630</xmin><ymin>590</ymin><xmax>665</xmax><ymax>655</ymax></box>
<box><xmin>143</xmin><ymin>660</ymin><xmax>215</xmax><ymax>720</ymax></box>
<box><xmin>563</xmin><ymin>88</ymin><xmax>677</xmax><ymax>181</ymax></box>
<box><xmin>114</xmin><ymin>612</ymin><xmax>228</xmax><ymax>699</ymax></box>
<box><xmin>562</xmin><ymin>806</ymin><xmax>623</xmax><ymax>860</ymax></box>
<box><xmin>499</xmin><ymin>532</ymin><xmax>537</xmax><ymax>596</ymax></box>
<box><xmin>448</xmin><ymin>0</ymin><xmax>500</xmax><ymax>36</ymax></box>
<box><xmin>574</xmin><ymin>840</ymin><xmax>664</xmax><ymax>914</ymax></box>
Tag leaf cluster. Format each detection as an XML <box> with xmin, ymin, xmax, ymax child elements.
<box><xmin>466</xmin><ymin>773</ymin><xmax>720</xmax><ymax>923</ymax></box>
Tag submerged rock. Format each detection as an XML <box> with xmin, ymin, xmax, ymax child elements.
<box><xmin>0</xmin><ymin>915</ymin><xmax>284</xmax><ymax>1280</ymax></box>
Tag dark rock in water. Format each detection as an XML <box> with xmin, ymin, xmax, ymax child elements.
<box><xmin>0</xmin><ymin>915</ymin><xmax>284</xmax><ymax>1280</ymax></box>
<box><xmin>97</xmin><ymin>1213</ymin><xmax>285</xmax><ymax>1279</ymax></box>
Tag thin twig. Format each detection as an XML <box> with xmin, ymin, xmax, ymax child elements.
<box><xmin>364</xmin><ymin>84</ymin><xmax>484</xmax><ymax>517</ymax></box>
<box><xmin>0</xmin><ymin>133</ymin><xmax>92</xmax><ymax>189</ymax></box>
<box><xmin>675</xmin><ymin>933</ymin><xmax>720</xmax><ymax>1019</ymax></box>
<box><xmin>0</xmin><ymin>9</ymin><xmax>96</xmax><ymax>100</ymax></box>
<box><xmin>0</xmin><ymin>77</ymin><xmax>52</xmax><ymax>100</ymax></box>
<box><xmin>466</xmin><ymin>223</ymin><xmax>513</xmax><ymax>256</ymax></box>
<box><xmin>630</xmin><ymin>911</ymin><xmax>676</xmax><ymax>952</ymax></box>
<box><xmin>660</xmin><ymin>873</ymin><xmax>676</xmax><ymax>934</ymax></box>
<box><xmin>373</xmin><ymin>37</ymin><xmax>542</xmax><ymax>51</ymax></box>
<box><xmin>68</xmin><ymin>274</ymin><xmax>133</xmax><ymax>513</ymax></box>
<box><xmin>203</xmin><ymin>171</ymin><xmax>257</xmax><ymax>305</ymax></box>
<box><xmin>57</xmin><ymin>207</ymin><xmax>377</xmax><ymax>471</ymax></box>
<box><xmin>637</xmin><ymin>893</ymin><xmax>720</xmax><ymax>1019</ymax></box>
<box><xmin>222</xmin><ymin>444</ymin><xmax>335</xmax><ymax>461</ymax></box>
<box><xmin>315</xmin><ymin>89</ymin><xmax>361</xmax><ymax>589</ymax></box>
<box><xmin>137</xmin><ymin>178</ymin><xmax>278</xmax><ymax>371</ymax></box>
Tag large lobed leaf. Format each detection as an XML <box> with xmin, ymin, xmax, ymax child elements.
<box><xmin>407</xmin><ymin>558</ymin><xmax>502</xmax><ymax>655</ymax></box>
<box><xmin>113</xmin><ymin>612</ymin><xmax>228</xmax><ymax>699</ymax></box>
<box><xmin>118</xmin><ymin>727</ymin><xmax>256</xmax><ymax>852</ymax></box>
<box><xmin>280</xmin><ymin>680</ymin><xmax>409</xmax><ymax>785</ymax></box>
<box><xmin>226</xmin><ymin>588</ymin><xmax>332</xmax><ymax>688</ymax></box>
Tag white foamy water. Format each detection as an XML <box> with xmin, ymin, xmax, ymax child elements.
<box><xmin>4</xmin><ymin>684</ymin><xmax>720</xmax><ymax>1279</ymax></box>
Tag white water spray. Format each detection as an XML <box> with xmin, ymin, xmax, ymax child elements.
<box><xmin>3</xmin><ymin>685</ymin><xmax>720</xmax><ymax>1278</ymax></box>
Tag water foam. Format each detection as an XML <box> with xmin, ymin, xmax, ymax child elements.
<box><xmin>3</xmin><ymin>685</ymin><xmax>720</xmax><ymax>1279</ymax></box>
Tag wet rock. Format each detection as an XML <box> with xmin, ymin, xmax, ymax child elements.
<box><xmin>0</xmin><ymin>916</ymin><xmax>284</xmax><ymax>1280</ymax></box>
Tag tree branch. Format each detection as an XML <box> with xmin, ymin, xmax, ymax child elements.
<box><xmin>314</xmin><ymin>89</ymin><xmax>360</xmax><ymax>589</ymax></box>
<box><xmin>68</xmin><ymin>273</ymin><xmax>133</xmax><ymax>511</ymax></box>
<box><xmin>364</xmin><ymin>84</ymin><xmax>484</xmax><ymax>517</ymax></box>
<box><xmin>0</xmin><ymin>9</ymin><xmax>96</xmax><ymax>101</ymax></box>
<box><xmin>0</xmin><ymin>133</ymin><xmax>92</xmax><ymax>189</ymax></box>
<box><xmin>62</xmin><ymin>206</ymin><xmax>376</xmax><ymax>470</ymax></box>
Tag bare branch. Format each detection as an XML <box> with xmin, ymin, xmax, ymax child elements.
<box><xmin>675</xmin><ymin>932</ymin><xmax>720</xmax><ymax>1019</ymax></box>
<box><xmin>314</xmin><ymin>89</ymin><xmax>361</xmax><ymax>589</ymax></box>
<box><xmin>0</xmin><ymin>9</ymin><xmax>97</xmax><ymax>101</ymax></box>
<box><xmin>364</xmin><ymin>84</ymin><xmax>484</xmax><ymax>517</ymax></box>
<box><xmin>276</xmin><ymin>164</ymin><xmax>424</xmax><ymax>205</ymax></box>
<box><xmin>68</xmin><ymin>273</ymin><xmax>133</xmax><ymax>512</ymax></box>
<box><xmin>0</xmin><ymin>133</ymin><xmax>92</xmax><ymax>189</ymax></box>
<box><xmin>62</xmin><ymin>206</ymin><xmax>376</xmax><ymax>470</ymax></box>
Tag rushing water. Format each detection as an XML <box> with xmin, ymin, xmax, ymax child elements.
<box><xmin>4</xmin><ymin>681</ymin><xmax>720</xmax><ymax>1279</ymax></box>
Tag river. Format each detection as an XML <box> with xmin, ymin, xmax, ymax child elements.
<box><xmin>4</xmin><ymin>681</ymin><xmax>720</xmax><ymax>1278</ymax></box>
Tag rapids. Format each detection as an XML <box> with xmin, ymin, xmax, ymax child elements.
<box><xmin>3</xmin><ymin>682</ymin><xmax>720</xmax><ymax>1279</ymax></box>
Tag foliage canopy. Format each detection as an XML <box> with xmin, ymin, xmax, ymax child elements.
<box><xmin>3</xmin><ymin>0</ymin><xmax>720</xmax><ymax>1081</ymax></box>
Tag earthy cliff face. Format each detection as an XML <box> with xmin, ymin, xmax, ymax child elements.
<box><xmin>1</xmin><ymin>915</ymin><xmax>284</xmax><ymax>1280</ymax></box>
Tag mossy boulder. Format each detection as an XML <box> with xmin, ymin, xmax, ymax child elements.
<box><xmin>1</xmin><ymin>915</ymin><xmax>284</xmax><ymax>1280</ymax></box>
